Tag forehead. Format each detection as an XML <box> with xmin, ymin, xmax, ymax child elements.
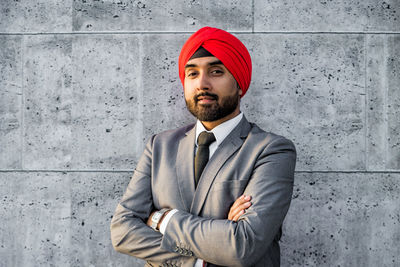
<box><xmin>185</xmin><ymin>56</ymin><xmax>223</xmax><ymax>67</ymax></box>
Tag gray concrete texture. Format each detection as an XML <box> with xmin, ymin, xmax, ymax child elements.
<box><xmin>0</xmin><ymin>0</ymin><xmax>399</xmax><ymax>266</ymax></box>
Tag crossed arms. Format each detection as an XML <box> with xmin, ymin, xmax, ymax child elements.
<box><xmin>146</xmin><ymin>194</ymin><xmax>252</xmax><ymax>230</ymax></box>
<box><xmin>110</xmin><ymin>134</ymin><xmax>296</xmax><ymax>266</ymax></box>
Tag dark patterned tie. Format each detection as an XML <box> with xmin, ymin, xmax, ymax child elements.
<box><xmin>194</xmin><ymin>131</ymin><xmax>216</xmax><ymax>187</ymax></box>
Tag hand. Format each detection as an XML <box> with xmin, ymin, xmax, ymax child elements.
<box><xmin>146</xmin><ymin>211</ymin><xmax>156</xmax><ymax>227</ymax></box>
<box><xmin>228</xmin><ymin>195</ymin><xmax>252</xmax><ymax>221</ymax></box>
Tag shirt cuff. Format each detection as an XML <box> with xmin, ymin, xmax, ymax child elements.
<box><xmin>194</xmin><ymin>259</ymin><xmax>204</xmax><ymax>267</ymax></box>
<box><xmin>159</xmin><ymin>209</ymin><xmax>178</xmax><ymax>234</ymax></box>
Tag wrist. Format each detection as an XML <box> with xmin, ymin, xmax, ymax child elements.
<box><xmin>150</xmin><ymin>208</ymin><xmax>170</xmax><ymax>231</ymax></box>
<box><xmin>157</xmin><ymin>210</ymin><xmax>170</xmax><ymax>229</ymax></box>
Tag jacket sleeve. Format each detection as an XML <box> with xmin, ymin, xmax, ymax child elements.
<box><xmin>160</xmin><ymin>137</ymin><xmax>297</xmax><ymax>266</ymax></box>
<box><xmin>110</xmin><ymin>135</ymin><xmax>193</xmax><ymax>266</ymax></box>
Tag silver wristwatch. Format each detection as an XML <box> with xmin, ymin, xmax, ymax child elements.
<box><xmin>150</xmin><ymin>208</ymin><xmax>169</xmax><ymax>231</ymax></box>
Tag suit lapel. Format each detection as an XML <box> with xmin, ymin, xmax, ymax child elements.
<box><xmin>176</xmin><ymin>125</ymin><xmax>196</xmax><ymax>211</ymax></box>
<box><xmin>190</xmin><ymin>116</ymin><xmax>252</xmax><ymax>215</ymax></box>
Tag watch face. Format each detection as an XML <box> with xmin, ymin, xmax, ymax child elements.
<box><xmin>152</xmin><ymin>213</ymin><xmax>162</xmax><ymax>221</ymax></box>
<box><xmin>150</xmin><ymin>209</ymin><xmax>169</xmax><ymax>230</ymax></box>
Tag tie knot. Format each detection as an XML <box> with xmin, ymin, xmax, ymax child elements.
<box><xmin>198</xmin><ymin>131</ymin><xmax>216</xmax><ymax>146</ymax></box>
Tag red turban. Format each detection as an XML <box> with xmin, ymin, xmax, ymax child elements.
<box><xmin>179</xmin><ymin>27</ymin><xmax>252</xmax><ymax>97</ymax></box>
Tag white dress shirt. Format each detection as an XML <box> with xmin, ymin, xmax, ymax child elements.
<box><xmin>159</xmin><ymin>112</ymin><xmax>244</xmax><ymax>266</ymax></box>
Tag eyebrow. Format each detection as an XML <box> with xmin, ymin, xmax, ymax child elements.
<box><xmin>184</xmin><ymin>60</ymin><xmax>224</xmax><ymax>69</ymax></box>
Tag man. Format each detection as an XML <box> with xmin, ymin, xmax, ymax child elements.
<box><xmin>110</xmin><ymin>27</ymin><xmax>296</xmax><ymax>267</ymax></box>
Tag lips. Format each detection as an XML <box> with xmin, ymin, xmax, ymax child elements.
<box><xmin>197</xmin><ymin>97</ymin><xmax>216</xmax><ymax>104</ymax></box>
<box><xmin>198</xmin><ymin>96</ymin><xmax>215</xmax><ymax>100</ymax></box>
<box><xmin>195</xmin><ymin>93</ymin><xmax>217</xmax><ymax>104</ymax></box>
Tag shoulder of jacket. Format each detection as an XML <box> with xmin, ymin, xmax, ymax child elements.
<box><xmin>152</xmin><ymin>123</ymin><xmax>195</xmax><ymax>141</ymax></box>
<box><xmin>248</xmin><ymin>122</ymin><xmax>294</xmax><ymax>147</ymax></box>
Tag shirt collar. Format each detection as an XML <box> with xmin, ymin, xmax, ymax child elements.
<box><xmin>195</xmin><ymin>112</ymin><xmax>243</xmax><ymax>147</ymax></box>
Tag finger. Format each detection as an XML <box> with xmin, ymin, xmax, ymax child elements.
<box><xmin>229</xmin><ymin>201</ymin><xmax>252</xmax><ymax>220</ymax></box>
<box><xmin>230</xmin><ymin>210</ymin><xmax>241</xmax><ymax>222</ymax></box>
<box><xmin>231</xmin><ymin>199</ymin><xmax>252</xmax><ymax>215</ymax></box>
<box><xmin>230</xmin><ymin>195</ymin><xmax>245</xmax><ymax>210</ymax></box>
<box><xmin>228</xmin><ymin>205</ymin><xmax>240</xmax><ymax>220</ymax></box>
<box><xmin>231</xmin><ymin>210</ymin><xmax>242</xmax><ymax>222</ymax></box>
<box><xmin>229</xmin><ymin>198</ymin><xmax>251</xmax><ymax>217</ymax></box>
<box><xmin>228</xmin><ymin>195</ymin><xmax>252</xmax><ymax>220</ymax></box>
<box><xmin>228</xmin><ymin>204</ymin><xmax>242</xmax><ymax>220</ymax></box>
<box><xmin>235</xmin><ymin>201</ymin><xmax>252</xmax><ymax>220</ymax></box>
<box><xmin>232</xmin><ymin>210</ymin><xmax>244</xmax><ymax>222</ymax></box>
<box><xmin>231</xmin><ymin>195</ymin><xmax>250</xmax><ymax>210</ymax></box>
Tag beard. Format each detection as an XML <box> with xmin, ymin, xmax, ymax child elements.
<box><xmin>185</xmin><ymin>91</ymin><xmax>239</xmax><ymax>122</ymax></box>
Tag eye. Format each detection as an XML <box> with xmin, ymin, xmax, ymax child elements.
<box><xmin>210</xmin><ymin>69</ymin><xmax>224</xmax><ymax>75</ymax></box>
<box><xmin>186</xmin><ymin>70</ymin><xmax>198</xmax><ymax>78</ymax></box>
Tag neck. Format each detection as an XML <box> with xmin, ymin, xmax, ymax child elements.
<box><xmin>200</xmin><ymin>108</ymin><xmax>240</xmax><ymax>131</ymax></box>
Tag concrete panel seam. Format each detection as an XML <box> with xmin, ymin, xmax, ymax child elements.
<box><xmin>1</xmin><ymin>31</ymin><xmax>400</xmax><ymax>36</ymax></box>
<box><xmin>252</xmin><ymin>0</ymin><xmax>255</xmax><ymax>33</ymax></box>
<box><xmin>0</xmin><ymin>31</ymin><xmax>253</xmax><ymax>36</ymax></box>
<box><xmin>248</xmin><ymin>31</ymin><xmax>400</xmax><ymax>35</ymax></box>
<box><xmin>1</xmin><ymin>170</ymin><xmax>400</xmax><ymax>174</ymax></box>
<box><xmin>383</xmin><ymin>36</ymin><xmax>389</xmax><ymax>169</ymax></box>
<box><xmin>296</xmin><ymin>170</ymin><xmax>400</xmax><ymax>174</ymax></box>
<box><xmin>21</xmin><ymin>35</ymin><xmax>25</xmax><ymax>170</ymax></box>
<box><xmin>0</xmin><ymin>169</ymin><xmax>134</xmax><ymax>173</ymax></box>
<box><xmin>137</xmin><ymin>35</ymin><xmax>144</xmax><ymax>151</ymax></box>
<box><xmin>364</xmin><ymin>34</ymin><xmax>368</xmax><ymax>171</ymax></box>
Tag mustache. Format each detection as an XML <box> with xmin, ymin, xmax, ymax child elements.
<box><xmin>194</xmin><ymin>92</ymin><xmax>218</xmax><ymax>102</ymax></box>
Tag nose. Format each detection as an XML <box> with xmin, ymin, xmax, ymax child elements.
<box><xmin>196</xmin><ymin>72</ymin><xmax>211</xmax><ymax>91</ymax></box>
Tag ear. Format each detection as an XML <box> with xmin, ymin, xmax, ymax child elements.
<box><xmin>237</xmin><ymin>83</ymin><xmax>242</xmax><ymax>96</ymax></box>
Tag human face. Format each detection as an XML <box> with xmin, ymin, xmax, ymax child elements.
<box><xmin>184</xmin><ymin>56</ymin><xmax>242</xmax><ymax>125</ymax></box>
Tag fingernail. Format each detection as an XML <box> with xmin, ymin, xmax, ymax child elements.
<box><xmin>244</xmin><ymin>195</ymin><xmax>250</xmax><ymax>200</ymax></box>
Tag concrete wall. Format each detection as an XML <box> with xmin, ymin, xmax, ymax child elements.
<box><xmin>0</xmin><ymin>1</ymin><xmax>399</xmax><ymax>266</ymax></box>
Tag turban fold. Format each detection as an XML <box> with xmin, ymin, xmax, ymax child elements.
<box><xmin>179</xmin><ymin>27</ymin><xmax>252</xmax><ymax>97</ymax></box>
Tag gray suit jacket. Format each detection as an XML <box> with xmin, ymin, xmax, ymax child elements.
<box><xmin>110</xmin><ymin>115</ymin><xmax>296</xmax><ymax>267</ymax></box>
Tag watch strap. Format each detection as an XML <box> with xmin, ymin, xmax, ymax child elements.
<box><xmin>150</xmin><ymin>208</ymin><xmax>170</xmax><ymax>231</ymax></box>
